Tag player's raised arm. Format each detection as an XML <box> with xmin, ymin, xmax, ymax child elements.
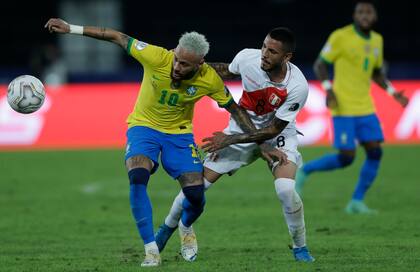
<box><xmin>45</xmin><ymin>18</ymin><xmax>131</xmax><ymax>50</ymax></box>
<box><xmin>372</xmin><ymin>68</ymin><xmax>409</xmax><ymax>107</ymax></box>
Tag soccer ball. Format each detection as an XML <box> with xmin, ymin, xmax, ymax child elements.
<box><xmin>7</xmin><ymin>75</ymin><xmax>46</xmax><ymax>114</ymax></box>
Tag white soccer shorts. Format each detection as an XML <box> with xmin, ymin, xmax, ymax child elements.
<box><xmin>203</xmin><ymin>133</ymin><xmax>302</xmax><ymax>175</ymax></box>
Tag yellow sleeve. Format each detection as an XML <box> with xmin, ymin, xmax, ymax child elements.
<box><xmin>208</xmin><ymin>76</ymin><xmax>234</xmax><ymax>108</ymax></box>
<box><xmin>374</xmin><ymin>35</ymin><xmax>384</xmax><ymax>69</ymax></box>
<box><xmin>319</xmin><ymin>30</ymin><xmax>342</xmax><ymax>64</ymax></box>
<box><xmin>127</xmin><ymin>38</ymin><xmax>169</xmax><ymax>68</ymax></box>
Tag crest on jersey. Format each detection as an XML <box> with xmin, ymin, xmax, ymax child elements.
<box><xmin>135</xmin><ymin>41</ymin><xmax>148</xmax><ymax>51</ymax></box>
<box><xmin>269</xmin><ymin>93</ymin><xmax>282</xmax><ymax>107</ymax></box>
<box><xmin>186</xmin><ymin>86</ymin><xmax>197</xmax><ymax>96</ymax></box>
<box><xmin>288</xmin><ymin>103</ymin><xmax>299</xmax><ymax>111</ymax></box>
<box><xmin>373</xmin><ymin>48</ymin><xmax>379</xmax><ymax>57</ymax></box>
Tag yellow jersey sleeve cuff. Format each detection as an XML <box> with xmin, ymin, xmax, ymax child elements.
<box><xmin>126</xmin><ymin>37</ymin><xmax>135</xmax><ymax>55</ymax></box>
<box><xmin>320</xmin><ymin>55</ymin><xmax>333</xmax><ymax>65</ymax></box>
<box><xmin>218</xmin><ymin>98</ymin><xmax>235</xmax><ymax>108</ymax></box>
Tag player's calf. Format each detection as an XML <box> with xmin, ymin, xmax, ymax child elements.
<box><xmin>181</xmin><ymin>184</ymin><xmax>205</xmax><ymax>227</ymax></box>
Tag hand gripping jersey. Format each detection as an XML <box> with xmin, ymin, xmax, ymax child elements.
<box><xmin>227</xmin><ymin>49</ymin><xmax>309</xmax><ymax>138</ymax></box>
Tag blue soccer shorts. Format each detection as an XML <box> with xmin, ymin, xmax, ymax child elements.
<box><xmin>332</xmin><ymin>113</ymin><xmax>384</xmax><ymax>150</ymax></box>
<box><xmin>125</xmin><ymin>126</ymin><xmax>203</xmax><ymax>179</ymax></box>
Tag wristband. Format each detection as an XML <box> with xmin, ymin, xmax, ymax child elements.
<box><xmin>386</xmin><ymin>84</ymin><xmax>396</xmax><ymax>96</ymax></box>
<box><xmin>321</xmin><ymin>80</ymin><xmax>332</xmax><ymax>91</ymax></box>
<box><xmin>69</xmin><ymin>24</ymin><xmax>84</xmax><ymax>35</ymax></box>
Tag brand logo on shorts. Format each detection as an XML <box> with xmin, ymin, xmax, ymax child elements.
<box><xmin>186</xmin><ymin>86</ymin><xmax>197</xmax><ymax>96</ymax></box>
<box><xmin>269</xmin><ymin>93</ymin><xmax>282</xmax><ymax>107</ymax></box>
<box><xmin>125</xmin><ymin>142</ymin><xmax>131</xmax><ymax>155</ymax></box>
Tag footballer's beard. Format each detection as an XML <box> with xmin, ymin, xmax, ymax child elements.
<box><xmin>261</xmin><ymin>61</ymin><xmax>283</xmax><ymax>73</ymax></box>
<box><xmin>171</xmin><ymin>68</ymin><xmax>198</xmax><ymax>82</ymax></box>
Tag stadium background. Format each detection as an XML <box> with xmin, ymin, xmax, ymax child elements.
<box><xmin>1</xmin><ymin>1</ymin><xmax>419</xmax><ymax>271</ymax></box>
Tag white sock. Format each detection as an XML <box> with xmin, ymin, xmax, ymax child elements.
<box><xmin>144</xmin><ymin>241</ymin><xmax>159</xmax><ymax>253</ymax></box>
<box><xmin>164</xmin><ymin>178</ymin><xmax>213</xmax><ymax>228</ymax></box>
<box><xmin>274</xmin><ymin>178</ymin><xmax>306</xmax><ymax>248</ymax></box>
<box><xmin>164</xmin><ymin>190</ymin><xmax>184</xmax><ymax>228</ymax></box>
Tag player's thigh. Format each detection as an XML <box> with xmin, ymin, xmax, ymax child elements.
<box><xmin>125</xmin><ymin>126</ymin><xmax>161</xmax><ymax>172</ymax></box>
<box><xmin>203</xmin><ymin>143</ymin><xmax>260</xmax><ymax>178</ymax></box>
<box><xmin>203</xmin><ymin>167</ymin><xmax>223</xmax><ymax>183</ymax></box>
<box><xmin>332</xmin><ymin>116</ymin><xmax>357</xmax><ymax>150</ymax></box>
<box><xmin>265</xmin><ymin>134</ymin><xmax>300</xmax><ymax>178</ymax></box>
<box><xmin>161</xmin><ymin>133</ymin><xmax>203</xmax><ymax>179</ymax></box>
<box><xmin>356</xmin><ymin>114</ymin><xmax>384</xmax><ymax>145</ymax></box>
<box><xmin>266</xmin><ymin>133</ymin><xmax>303</xmax><ymax>170</ymax></box>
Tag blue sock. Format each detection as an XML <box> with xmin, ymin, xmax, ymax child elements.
<box><xmin>352</xmin><ymin>148</ymin><xmax>382</xmax><ymax>200</ymax></box>
<box><xmin>181</xmin><ymin>185</ymin><xmax>205</xmax><ymax>227</ymax></box>
<box><xmin>303</xmin><ymin>153</ymin><xmax>353</xmax><ymax>175</ymax></box>
<box><xmin>128</xmin><ymin>168</ymin><xmax>155</xmax><ymax>244</ymax></box>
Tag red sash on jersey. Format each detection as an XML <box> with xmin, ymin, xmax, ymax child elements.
<box><xmin>239</xmin><ymin>87</ymin><xmax>288</xmax><ymax>115</ymax></box>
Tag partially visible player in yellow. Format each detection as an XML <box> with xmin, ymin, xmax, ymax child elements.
<box><xmin>45</xmin><ymin>18</ymin><xmax>284</xmax><ymax>267</ymax></box>
<box><xmin>296</xmin><ymin>0</ymin><xmax>409</xmax><ymax>214</ymax></box>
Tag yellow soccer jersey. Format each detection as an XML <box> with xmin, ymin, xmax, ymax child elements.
<box><xmin>126</xmin><ymin>38</ymin><xmax>233</xmax><ymax>134</ymax></box>
<box><xmin>320</xmin><ymin>24</ymin><xmax>383</xmax><ymax>116</ymax></box>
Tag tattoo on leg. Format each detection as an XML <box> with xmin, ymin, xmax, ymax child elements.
<box><xmin>178</xmin><ymin>172</ymin><xmax>203</xmax><ymax>187</ymax></box>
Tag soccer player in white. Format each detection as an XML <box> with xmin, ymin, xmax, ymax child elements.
<box><xmin>156</xmin><ymin>27</ymin><xmax>314</xmax><ymax>262</ymax></box>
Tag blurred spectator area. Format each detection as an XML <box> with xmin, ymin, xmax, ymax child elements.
<box><xmin>1</xmin><ymin>0</ymin><xmax>419</xmax><ymax>83</ymax></box>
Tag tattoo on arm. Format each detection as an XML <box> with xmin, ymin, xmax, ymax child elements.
<box><xmin>227</xmin><ymin>118</ymin><xmax>289</xmax><ymax>145</ymax></box>
<box><xmin>226</xmin><ymin>103</ymin><xmax>256</xmax><ymax>133</ymax></box>
<box><xmin>82</xmin><ymin>26</ymin><xmax>130</xmax><ymax>50</ymax></box>
<box><xmin>208</xmin><ymin>63</ymin><xmax>239</xmax><ymax>79</ymax></box>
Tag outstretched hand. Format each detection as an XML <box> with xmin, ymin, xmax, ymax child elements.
<box><xmin>259</xmin><ymin>143</ymin><xmax>288</xmax><ymax>167</ymax></box>
<box><xmin>393</xmin><ymin>90</ymin><xmax>409</xmax><ymax>107</ymax></box>
<box><xmin>44</xmin><ymin>18</ymin><xmax>70</xmax><ymax>34</ymax></box>
<box><xmin>202</xmin><ymin>132</ymin><xmax>231</xmax><ymax>153</ymax></box>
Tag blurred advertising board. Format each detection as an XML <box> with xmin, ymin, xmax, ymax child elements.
<box><xmin>0</xmin><ymin>81</ymin><xmax>419</xmax><ymax>149</ymax></box>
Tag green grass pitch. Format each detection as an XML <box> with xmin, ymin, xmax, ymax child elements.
<box><xmin>1</xmin><ymin>146</ymin><xmax>419</xmax><ymax>271</ymax></box>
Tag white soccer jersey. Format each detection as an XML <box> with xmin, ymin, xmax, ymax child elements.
<box><xmin>226</xmin><ymin>49</ymin><xmax>308</xmax><ymax>137</ymax></box>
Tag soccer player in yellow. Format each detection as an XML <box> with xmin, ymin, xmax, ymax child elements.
<box><xmin>45</xmin><ymin>18</ymin><xmax>283</xmax><ymax>266</ymax></box>
<box><xmin>295</xmin><ymin>0</ymin><xmax>408</xmax><ymax>214</ymax></box>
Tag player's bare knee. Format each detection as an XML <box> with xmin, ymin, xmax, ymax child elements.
<box><xmin>178</xmin><ymin>172</ymin><xmax>203</xmax><ymax>187</ymax></box>
<box><xmin>273</xmin><ymin>161</ymin><xmax>297</xmax><ymax>179</ymax></box>
<box><xmin>126</xmin><ymin>155</ymin><xmax>154</xmax><ymax>171</ymax></box>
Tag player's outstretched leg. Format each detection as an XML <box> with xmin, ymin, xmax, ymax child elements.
<box><xmin>275</xmin><ymin>178</ymin><xmax>315</xmax><ymax>262</ymax></box>
<box><xmin>155</xmin><ymin>191</ymin><xmax>184</xmax><ymax>252</ymax></box>
<box><xmin>156</xmin><ymin>179</ymin><xmax>213</xmax><ymax>255</ymax></box>
<box><xmin>128</xmin><ymin>168</ymin><xmax>161</xmax><ymax>267</ymax></box>
<box><xmin>295</xmin><ymin>153</ymin><xmax>354</xmax><ymax>196</ymax></box>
